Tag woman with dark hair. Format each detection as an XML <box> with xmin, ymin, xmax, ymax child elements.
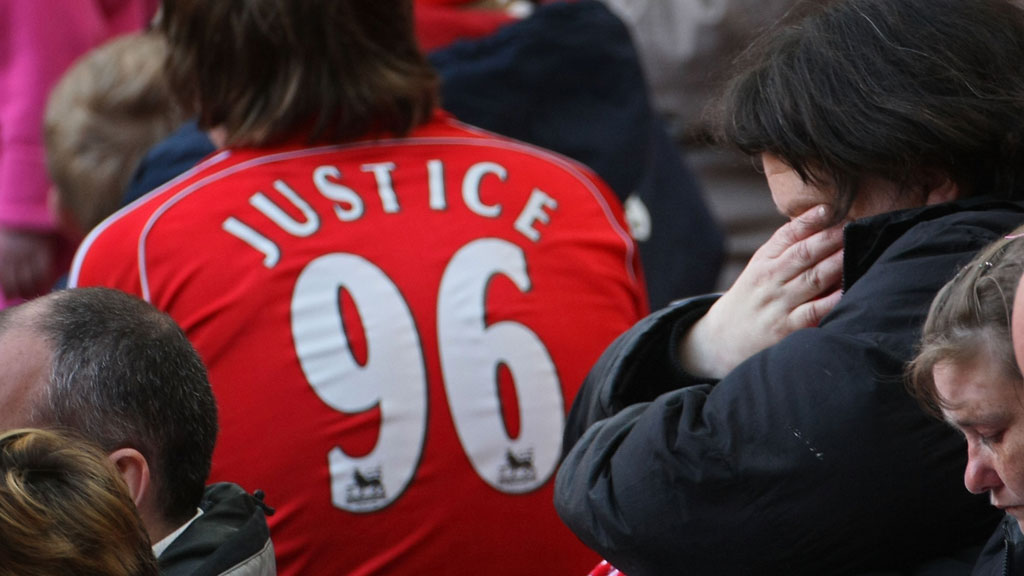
<box><xmin>556</xmin><ymin>0</ymin><xmax>1024</xmax><ymax>573</ymax></box>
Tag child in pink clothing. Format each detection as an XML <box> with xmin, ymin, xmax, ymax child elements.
<box><xmin>0</xmin><ymin>0</ymin><xmax>158</xmax><ymax>307</ymax></box>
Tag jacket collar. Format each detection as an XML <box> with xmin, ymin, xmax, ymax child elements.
<box><xmin>842</xmin><ymin>197</ymin><xmax>1024</xmax><ymax>292</ymax></box>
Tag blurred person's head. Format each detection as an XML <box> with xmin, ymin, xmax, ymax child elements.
<box><xmin>0</xmin><ymin>427</ymin><xmax>160</xmax><ymax>576</ymax></box>
<box><xmin>44</xmin><ymin>32</ymin><xmax>186</xmax><ymax>239</ymax></box>
<box><xmin>909</xmin><ymin>225</ymin><xmax>1024</xmax><ymax>530</ymax></box>
<box><xmin>0</xmin><ymin>288</ymin><xmax>218</xmax><ymax>543</ymax></box>
<box><xmin>158</xmin><ymin>0</ymin><xmax>438</xmax><ymax>147</ymax></box>
<box><xmin>712</xmin><ymin>0</ymin><xmax>1024</xmax><ymax>224</ymax></box>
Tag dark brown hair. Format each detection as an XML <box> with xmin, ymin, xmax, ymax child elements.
<box><xmin>711</xmin><ymin>0</ymin><xmax>1024</xmax><ymax>221</ymax></box>
<box><xmin>159</xmin><ymin>0</ymin><xmax>438</xmax><ymax>146</ymax></box>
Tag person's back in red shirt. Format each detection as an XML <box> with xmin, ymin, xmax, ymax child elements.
<box><xmin>71</xmin><ymin>112</ymin><xmax>647</xmax><ymax>574</ymax></box>
<box><xmin>71</xmin><ymin>2</ymin><xmax>648</xmax><ymax>572</ymax></box>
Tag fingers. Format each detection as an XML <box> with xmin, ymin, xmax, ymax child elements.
<box><xmin>684</xmin><ymin>204</ymin><xmax>846</xmax><ymax>377</ymax></box>
<box><xmin>769</xmin><ymin>221</ymin><xmax>844</xmax><ymax>289</ymax></box>
<box><xmin>792</xmin><ymin>245</ymin><xmax>844</xmax><ymax>298</ymax></box>
<box><xmin>791</xmin><ymin>287</ymin><xmax>843</xmax><ymax>330</ymax></box>
<box><xmin>760</xmin><ymin>204</ymin><xmax>834</xmax><ymax>259</ymax></box>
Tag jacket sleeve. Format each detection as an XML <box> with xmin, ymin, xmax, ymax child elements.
<box><xmin>555</xmin><ymin>215</ymin><xmax>1009</xmax><ymax>575</ymax></box>
<box><xmin>560</xmin><ymin>294</ymin><xmax>718</xmax><ymax>452</ymax></box>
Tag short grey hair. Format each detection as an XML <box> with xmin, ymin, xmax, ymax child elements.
<box><xmin>24</xmin><ymin>288</ymin><xmax>218</xmax><ymax>525</ymax></box>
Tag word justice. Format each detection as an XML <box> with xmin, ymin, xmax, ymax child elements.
<box><xmin>222</xmin><ymin>160</ymin><xmax>560</xmax><ymax>268</ymax></box>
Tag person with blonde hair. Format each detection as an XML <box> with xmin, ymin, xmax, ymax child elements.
<box><xmin>0</xmin><ymin>427</ymin><xmax>159</xmax><ymax>576</ymax></box>
<box><xmin>908</xmin><ymin>225</ymin><xmax>1024</xmax><ymax>574</ymax></box>
<box><xmin>44</xmin><ymin>31</ymin><xmax>186</xmax><ymax>240</ymax></box>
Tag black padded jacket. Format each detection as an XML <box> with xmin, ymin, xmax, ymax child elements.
<box><xmin>971</xmin><ymin>515</ymin><xmax>1024</xmax><ymax>576</ymax></box>
<box><xmin>555</xmin><ymin>199</ymin><xmax>1024</xmax><ymax>575</ymax></box>
<box><xmin>159</xmin><ymin>483</ymin><xmax>276</xmax><ymax>576</ymax></box>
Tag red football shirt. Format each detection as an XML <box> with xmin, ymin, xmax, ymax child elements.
<box><xmin>70</xmin><ymin>112</ymin><xmax>648</xmax><ymax>575</ymax></box>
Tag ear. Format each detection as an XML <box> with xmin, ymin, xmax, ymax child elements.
<box><xmin>921</xmin><ymin>171</ymin><xmax>961</xmax><ymax>206</ymax></box>
<box><xmin>108</xmin><ymin>447</ymin><xmax>151</xmax><ymax>508</ymax></box>
<box><xmin>109</xmin><ymin>448</ymin><xmax>178</xmax><ymax>543</ymax></box>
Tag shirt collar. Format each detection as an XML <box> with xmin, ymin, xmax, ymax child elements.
<box><xmin>152</xmin><ymin>507</ymin><xmax>204</xmax><ymax>558</ymax></box>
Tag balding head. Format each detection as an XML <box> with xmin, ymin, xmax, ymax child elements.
<box><xmin>0</xmin><ymin>301</ymin><xmax>53</xmax><ymax>430</ymax></box>
<box><xmin>0</xmin><ymin>288</ymin><xmax>218</xmax><ymax>535</ymax></box>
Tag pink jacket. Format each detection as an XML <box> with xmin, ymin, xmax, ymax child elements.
<box><xmin>0</xmin><ymin>0</ymin><xmax>158</xmax><ymax>231</ymax></box>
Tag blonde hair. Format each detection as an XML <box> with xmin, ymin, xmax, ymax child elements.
<box><xmin>44</xmin><ymin>32</ymin><xmax>186</xmax><ymax>233</ymax></box>
<box><xmin>0</xmin><ymin>428</ymin><xmax>159</xmax><ymax>576</ymax></box>
<box><xmin>907</xmin><ymin>223</ymin><xmax>1024</xmax><ymax>417</ymax></box>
